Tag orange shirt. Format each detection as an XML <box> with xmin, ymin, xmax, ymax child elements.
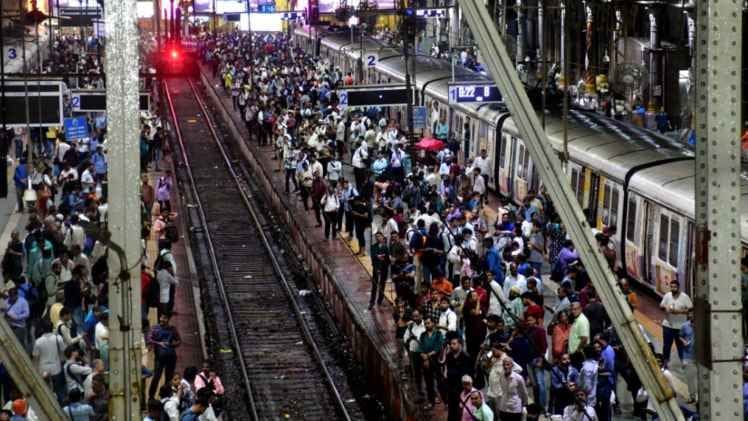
<box><xmin>431</xmin><ymin>277</ymin><xmax>453</xmax><ymax>297</ymax></box>
<box><xmin>551</xmin><ymin>322</ymin><xmax>571</xmax><ymax>361</ymax></box>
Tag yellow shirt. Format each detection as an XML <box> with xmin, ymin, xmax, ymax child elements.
<box><xmin>48</xmin><ymin>302</ymin><xmax>64</xmax><ymax>327</ymax></box>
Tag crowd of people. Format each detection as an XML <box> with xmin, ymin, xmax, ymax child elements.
<box><xmin>202</xmin><ymin>29</ymin><xmax>703</xmax><ymax>421</ymax></box>
<box><xmin>0</xmin><ymin>32</ymin><xmax>227</xmax><ymax>420</ymax></box>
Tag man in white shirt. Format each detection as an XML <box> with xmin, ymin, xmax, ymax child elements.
<box><xmin>351</xmin><ymin>141</ymin><xmax>369</xmax><ymax>186</ymax></box>
<box><xmin>473</xmin><ymin>149</ymin><xmax>490</xmax><ymax>176</ymax></box>
<box><xmin>326</xmin><ymin>158</ymin><xmax>342</xmax><ymax>186</ymax></box>
<box><xmin>562</xmin><ymin>389</ymin><xmax>598</xmax><ymax>421</ymax></box>
<box><xmin>94</xmin><ymin>312</ymin><xmax>109</xmax><ymax>363</ymax></box>
<box><xmin>63</xmin><ymin>216</ymin><xmax>86</xmax><ymax>251</ymax></box>
<box><xmin>502</xmin><ymin>263</ymin><xmax>527</xmax><ymax>298</ymax></box>
<box><xmin>472</xmin><ymin>167</ymin><xmax>486</xmax><ymax>197</ymax></box>
<box><xmin>487</xmin><ymin>274</ymin><xmax>507</xmax><ymax>317</ymax></box>
<box><xmin>438</xmin><ymin>296</ymin><xmax>458</xmax><ymax>332</ymax></box>
<box><xmin>80</xmin><ymin>163</ymin><xmax>95</xmax><ymax>193</ymax></box>
<box><xmin>659</xmin><ymin>279</ymin><xmax>693</xmax><ymax>363</ymax></box>
<box><xmin>63</xmin><ymin>346</ymin><xmax>92</xmax><ymax>393</ymax></box>
<box><xmin>32</xmin><ymin>319</ymin><xmax>65</xmax><ymax>401</ymax></box>
<box><xmin>497</xmin><ymin>357</ymin><xmax>528</xmax><ymax>418</ymax></box>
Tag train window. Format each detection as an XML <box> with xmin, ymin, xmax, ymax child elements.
<box><xmin>610</xmin><ymin>188</ymin><xmax>619</xmax><ymax>226</ymax></box>
<box><xmin>669</xmin><ymin>218</ymin><xmax>680</xmax><ymax>267</ymax></box>
<box><xmin>571</xmin><ymin>168</ymin><xmax>579</xmax><ymax>195</ymax></box>
<box><xmin>602</xmin><ymin>184</ymin><xmax>611</xmax><ymax>225</ymax></box>
<box><xmin>658</xmin><ymin>214</ymin><xmax>670</xmax><ymax>262</ymax></box>
<box><xmin>626</xmin><ymin>197</ymin><xmax>637</xmax><ymax>242</ymax></box>
<box><xmin>517</xmin><ymin>144</ymin><xmax>526</xmax><ymax>179</ymax></box>
<box><xmin>499</xmin><ymin>135</ymin><xmax>508</xmax><ymax>168</ymax></box>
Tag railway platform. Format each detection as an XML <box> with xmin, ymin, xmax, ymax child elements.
<box><xmin>197</xmin><ymin>62</ymin><xmax>698</xmax><ymax>420</ymax></box>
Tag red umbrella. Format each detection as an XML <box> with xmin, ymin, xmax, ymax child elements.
<box><xmin>415</xmin><ymin>137</ymin><xmax>446</xmax><ymax>152</ymax></box>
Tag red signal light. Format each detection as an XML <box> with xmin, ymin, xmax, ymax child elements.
<box><xmin>170</xmin><ymin>49</ymin><xmax>179</xmax><ymax>59</ymax></box>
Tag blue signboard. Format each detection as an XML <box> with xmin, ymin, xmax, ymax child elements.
<box><xmin>413</xmin><ymin>106</ymin><xmax>428</xmax><ymax>130</ymax></box>
<box><xmin>64</xmin><ymin>116</ymin><xmax>90</xmax><ymax>140</ymax></box>
<box><xmin>448</xmin><ymin>84</ymin><xmax>502</xmax><ymax>104</ymax></box>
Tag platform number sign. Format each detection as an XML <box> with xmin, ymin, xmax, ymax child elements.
<box><xmin>5</xmin><ymin>47</ymin><xmax>17</xmax><ymax>60</ymax></box>
<box><xmin>71</xmin><ymin>94</ymin><xmax>81</xmax><ymax>111</ymax></box>
<box><xmin>338</xmin><ymin>90</ymin><xmax>348</xmax><ymax>109</ymax></box>
<box><xmin>366</xmin><ymin>53</ymin><xmax>378</xmax><ymax>68</ymax></box>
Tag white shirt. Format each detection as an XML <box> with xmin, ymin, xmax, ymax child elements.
<box><xmin>310</xmin><ymin>161</ymin><xmax>323</xmax><ymax>178</ymax></box>
<box><xmin>60</xmin><ymin>167</ymin><xmax>79</xmax><ymax>182</ymax></box>
<box><xmin>64</xmin><ymin>224</ymin><xmax>86</xmax><ymax>250</ymax></box>
<box><xmin>327</xmin><ymin>160</ymin><xmax>342</xmax><ymax>181</ymax></box>
<box><xmin>503</xmin><ymin>273</ymin><xmax>527</xmax><ymax>297</ymax></box>
<box><xmin>64</xmin><ymin>360</ymin><xmax>92</xmax><ymax>392</ymax></box>
<box><xmin>487</xmin><ymin>280</ymin><xmax>506</xmax><ymax>316</ymax></box>
<box><xmin>473</xmin><ymin>156</ymin><xmax>490</xmax><ymax>175</ymax></box>
<box><xmin>562</xmin><ymin>405</ymin><xmax>598</xmax><ymax>421</ymax></box>
<box><xmin>403</xmin><ymin>321</ymin><xmax>426</xmax><ymax>353</ymax></box>
<box><xmin>473</xmin><ymin>174</ymin><xmax>486</xmax><ymax>195</ymax></box>
<box><xmin>162</xmin><ymin>395</ymin><xmax>180</xmax><ymax>421</ymax></box>
<box><xmin>322</xmin><ymin>193</ymin><xmax>340</xmax><ymax>213</ymax></box>
<box><xmin>438</xmin><ymin>308</ymin><xmax>458</xmax><ymax>332</ymax></box>
<box><xmin>81</xmin><ymin>169</ymin><xmax>95</xmax><ymax>192</ymax></box>
<box><xmin>352</xmin><ymin>145</ymin><xmax>368</xmax><ymax>169</ymax></box>
<box><xmin>56</xmin><ymin>142</ymin><xmax>71</xmax><ymax>162</ymax></box>
<box><xmin>94</xmin><ymin>322</ymin><xmax>108</xmax><ymax>351</ymax></box>
<box><xmin>660</xmin><ymin>291</ymin><xmax>692</xmax><ymax>329</ymax></box>
<box><xmin>33</xmin><ymin>333</ymin><xmax>64</xmax><ymax>375</ymax></box>
<box><xmin>497</xmin><ymin>371</ymin><xmax>528</xmax><ymax>413</ymax></box>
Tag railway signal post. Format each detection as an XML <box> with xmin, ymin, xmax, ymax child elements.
<box><xmin>456</xmin><ymin>1</ymin><xmax>685</xmax><ymax>419</ymax></box>
<box><xmin>693</xmin><ymin>0</ymin><xmax>745</xmax><ymax>419</ymax></box>
<box><xmin>105</xmin><ymin>0</ymin><xmax>143</xmax><ymax>419</ymax></box>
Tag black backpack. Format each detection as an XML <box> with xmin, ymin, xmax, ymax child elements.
<box><xmin>164</xmin><ymin>222</ymin><xmax>179</xmax><ymax>243</ymax></box>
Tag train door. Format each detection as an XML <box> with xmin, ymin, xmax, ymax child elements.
<box><xmin>599</xmin><ymin>180</ymin><xmax>621</xmax><ymax>230</ymax></box>
<box><xmin>496</xmin><ymin>133</ymin><xmax>511</xmax><ymax>196</ymax></box>
<box><xmin>485</xmin><ymin>123</ymin><xmax>497</xmax><ymax>189</ymax></box>
<box><xmin>684</xmin><ymin>220</ymin><xmax>695</xmax><ymax>295</ymax></box>
<box><xmin>493</xmin><ymin>129</ymin><xmax>504</xmax><ymax>193</ymax></box>
<box><xmin>585</xmin><ymin>172</ymin><xmax>600</xmax><ymax>226</ymax></box>
<box><xmin>568</xmin><ymin>162</ymin><xmax>586</xmax><ymax>206</ymax></box>
<box><xmin>652</xmin><ymin>207</ymin><xmax>685</xmax><ymax>294</ymax></box>
<box><xmin>624</xmin><ymin>194</ymin><xmax>645</xmax><ymax>280</ymax></box>
<box><xmin>513</xmin><ymin>140</ymin><xmax>530</xmax><ymax>202</ymax></box>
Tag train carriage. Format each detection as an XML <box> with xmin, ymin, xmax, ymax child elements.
<box><xmin>293</xmin><ymin>25</ymin><xmax>748</xmax><ymax>296</ymax></box>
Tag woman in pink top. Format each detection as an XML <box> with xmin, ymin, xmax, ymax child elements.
<box><xmin>550</xmin><ymin>310</ymin><xmax>572</xmax><ymax>363</ymax></box>
<box><xmin>194</xmin><ymin>361</ymin><xmax>225</xmax><ymax>396</ymax></box>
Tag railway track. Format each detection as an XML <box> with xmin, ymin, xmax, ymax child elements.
<box><xmin>164</xmin><ymin>77</ymin><xmax>354</xmax><ymax>421</ymax></box>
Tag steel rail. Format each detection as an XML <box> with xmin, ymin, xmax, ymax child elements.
<box><xmin>171</xmin><ymin>76</ymin><xmax>353</xmax><ymax>421</ymax></box>
<box><xmin>163</xmin><ymin>79</ymin><xmax>260</xmax><ymax>421</ymax></box>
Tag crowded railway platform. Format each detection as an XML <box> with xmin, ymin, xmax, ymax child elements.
<box><xmin>194</xmin><ymin>29</ymin><xmax>706</xmax><ymax>420</ymax></box>
<box><xmin>0</xmin><ymin>0</ymin><xmax>746</xmax><ymax>420</ymax></box>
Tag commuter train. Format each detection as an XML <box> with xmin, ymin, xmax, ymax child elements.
<box><xmin>292</xmin><ymin>27</ymin><xmax>748</xmax><ymax>296</ymax></box>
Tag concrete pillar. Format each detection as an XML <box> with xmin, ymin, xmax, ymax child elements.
<box><xmin>104</xmin><ymin>0</ymin><xmax>143</xmax><ymax>419</ymax></box>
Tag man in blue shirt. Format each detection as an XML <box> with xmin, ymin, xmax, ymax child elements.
<box><xmin>483</xmin><ymin>238</ymin><xmax>504</xmax><ymax>285</ymax></box>
<box><xmin>12</xmin><ymin>160</ymin><xmax>27</xmax><ymax>213</ymax></box>
<box><xmin>91</xmin><ymin>145</ymin><xmax>108</xmax><ymax>181</ymax></box>
<box><xmin>680</xmin><ymin>312</ymin><xmax>697</xmax><ymax>404</ymax></box>
<box><xmin>550</xmin><ymin>352</ymin><xmax>579</xmax><ymax>414</ymax></box>
<box><xmin>2</xmin><ymin>287</ymin><xmax>30</xmax><ymax>352</ymax></box>
<box><xmin>62</xmin><ymin>388</ymin><xmax>94</xmax><ymax>420</ymax></box>
<box><xmin>596</xmin><ymin>333</ymin><xmax>616</xmax><ymax>421</ymax></box>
